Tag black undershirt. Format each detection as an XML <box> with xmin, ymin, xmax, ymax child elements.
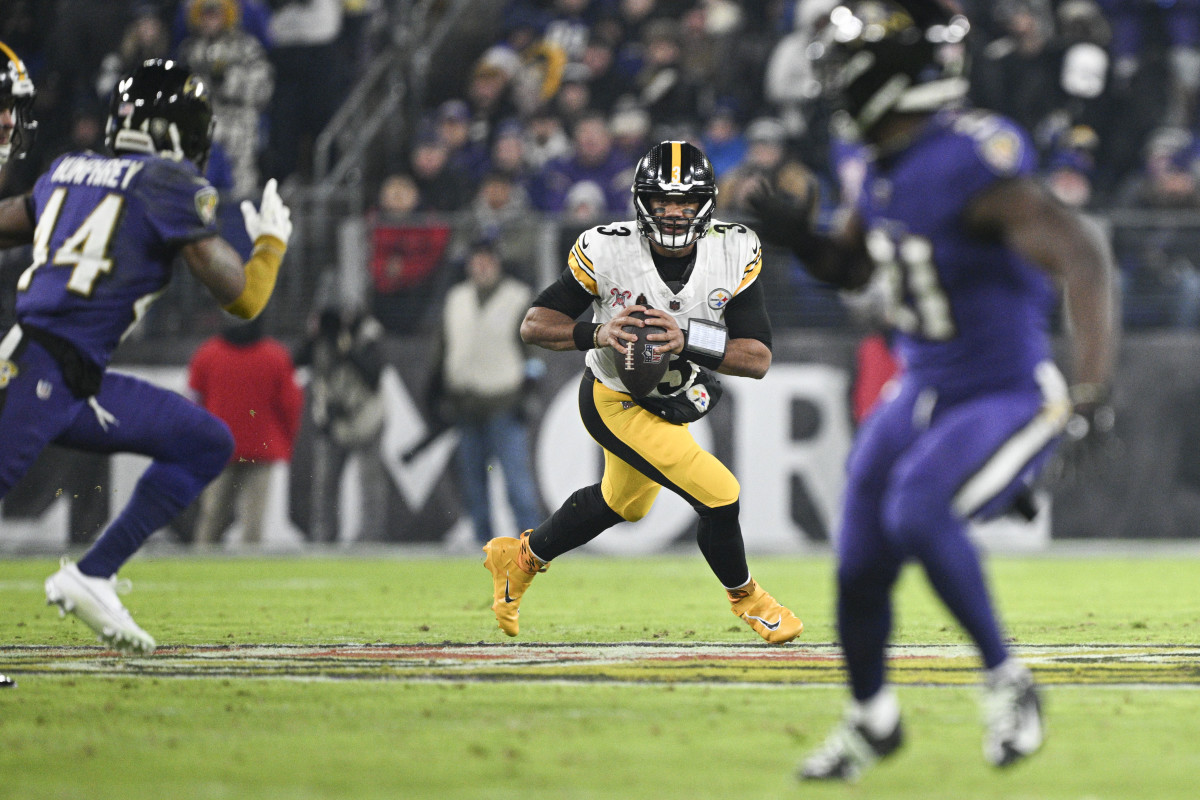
<box><xmin>531</xmin><ymin>250</ymin><xmax>773</xmax><ymax>350</ymax></box>
<box><xmin>653</xmin><ymin>248</ymin><xmax>696</xmax><ymax>293</ymax></box>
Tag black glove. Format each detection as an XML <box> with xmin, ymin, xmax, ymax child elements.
<box><xmin>1049</xmin><ymin>386</ymin><xmax>1118</xmax><ymax>486</ymax></box>
<box><xmin>746</xmin><ymin>178</ymin><xmax>818</xmax><ymax>254</ymax></box>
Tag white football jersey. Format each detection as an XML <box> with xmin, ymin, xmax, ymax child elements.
<box><xmin>568</xmin><ymin>218</ymin><xmax>764</xmax><ymax>398</ymax></box>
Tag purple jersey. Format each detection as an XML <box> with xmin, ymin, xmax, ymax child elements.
<box><xmin>17</xmin><ymin>151</ymin><xmax>219</xmax><ymax>368</ymax></box>
<box><xmin>856</xmin><ymin>110</ymin><xmax>1056</xmax><ymax>393</ymax></box>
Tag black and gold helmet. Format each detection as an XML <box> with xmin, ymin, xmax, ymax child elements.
<box><xmin>105</xmin><ymin>59</ymin><xmax>214</xmax><ymax>171</ymax></box>
<box><xmin>0</xmin><ymin>40</ymin><xmax>37</xmax><ymax>168</ymax></box>
<box><xmin>820</xmin><ymin>0</ymin><xmax>970</xmax><ymax>136</ymax></box>
<box><xmin>632</xmin><ymin>140</ymin><xmax>717</xmax><ymax>250</ymax></box>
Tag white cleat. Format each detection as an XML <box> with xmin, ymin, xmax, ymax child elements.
<box><xmin>45</xmin><ymin>558</ymin><xmax>156</xmax><ymax>656</ymax></box>
<box><xmin>799</xmin><ymin>715</ymin><xmax>904</xmax><ymax>782</ymax></box>
<box><xmin>983</xmin><ymin>662</ymin><xmax>1044</xmax><ymax>767</ymax></box>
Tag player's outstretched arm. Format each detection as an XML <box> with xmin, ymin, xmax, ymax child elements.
<box><xmin>181</xmin><ymin>235</ymin><xmax>257</xmax><ymax>308</ymax></box>
<box><xmin>182</xmin><ymin>178</ymin><xmax>293</xmax><ymax>319</ymax></box>
<box><xmin>0</xmin><ymin>193</ymin><xmax>33</xmax><ymax>248</ymax></box>
<box><xmin>965</xmin><ymin>176</ymin><xmax>1119</xmax><ymax>392</ymax></box>
<box><xmin>747</xmin><ymin>182</ymin><xmax>874</xmax><ymax>290</ymax></box>
<box><xmin>967</xmin><ymin>176</ymin><xmax>1120</xmax><ymax>482</ymax></box>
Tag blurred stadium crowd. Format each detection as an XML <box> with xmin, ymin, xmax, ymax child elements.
<box><xmin>5</xmin><ymin>0</ymin><xmax>1200</xmax><ymax>336</ymax></box>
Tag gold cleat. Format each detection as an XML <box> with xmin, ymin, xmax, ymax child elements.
<box><xmin>482</xmin><ymin>531</ymin><xmax>546</xmax><ymax>636</ymax></box>
<box><xmin>728</xmin><ymin>579</ymin><xmax>803</xmax><ymax>644</ymax></box>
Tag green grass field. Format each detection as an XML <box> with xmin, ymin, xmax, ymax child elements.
<box><xmin>2</xmin><ymin>551</ymin><xmax>1199</xmax><ymax>799</ymax></box>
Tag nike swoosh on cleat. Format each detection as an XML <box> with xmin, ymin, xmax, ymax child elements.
<box><xmin>746</xmin><ymin>614</ymin><xmax>781</xmax><ymax>630</ymax></box>
<box><xmin>503</xmin><ymin>578</ymin><xmax>514</xmax><ymax>604</ymax></box>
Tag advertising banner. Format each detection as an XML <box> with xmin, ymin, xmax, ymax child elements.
<box><xmin>4</xmin><ymin>331</ymin><xmax>1196</xmax><ymax>550</ymax></box>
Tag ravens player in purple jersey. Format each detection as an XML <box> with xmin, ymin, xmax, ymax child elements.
<box><xmin>0</xmin><ymin>59</ymin><xmax>293</xmax><ymax>655</ymax></box>
<box><xmin>750</xmin><ymin>0</ymin><xmax>1119</xmax><ymax>781</ymax></box>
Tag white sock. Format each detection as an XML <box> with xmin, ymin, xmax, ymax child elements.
<box><xmin>851</xmin><ymin>686</ymin><xmax>900</xmax><ymax>738</ymax></box>
<box><xmin>986</xmin><ymin>657</ymin><xmax>1029</xmax><ymax>688</ymax></box>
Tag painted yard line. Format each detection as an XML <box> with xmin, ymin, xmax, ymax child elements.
<box><xmin>5</xmin><ymin>641</ymin><xmax>1197</xmax><ymax>653</ymax></box>
<box><xmin>2</xmin><ymin>642</ymin><xmax>1198</xmax><ymax>686</ymax></box>
<box><xmin>0</xmin><ymin>578</ymin><xmax>343</xmax><ymax>591</ymax></box>
<box><xmin>0</xmin><ymin>580</ymin><xmax>43</xmax><ymax>591</ymax></box>
<box><xmin>2</xmin><ymin>671</ymin><xmax>1197</xmax><ymax>691</ymax></box>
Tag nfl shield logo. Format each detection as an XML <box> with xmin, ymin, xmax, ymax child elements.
<box><xmin>669</xmin><ymin>300</ymin><xmax>681</xmax><ymax>311</ymax></box>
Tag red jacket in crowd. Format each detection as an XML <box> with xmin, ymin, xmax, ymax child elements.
<box><xmin>188</xmin><ymin>334</ymin><xmax>304</xmax><ymax>463</ymax></box>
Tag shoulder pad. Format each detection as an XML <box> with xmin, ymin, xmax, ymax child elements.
<box><xmin>950</xmin><ymin>111</ymin><xmax>1031</xmax><ymax>177</ymax></box>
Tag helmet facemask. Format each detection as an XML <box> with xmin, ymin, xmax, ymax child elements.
<box><xmin>634</xmin><ymin>190</ymin><xmax>715</xmax><ymax>250</ymax></box>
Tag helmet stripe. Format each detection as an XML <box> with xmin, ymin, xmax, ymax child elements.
<box><xmin>0</xmin><ymin>41</ymin><xmax>27</xmax><ymax>80</ymax></box>
<box><xmin>670</xmin><ymin>141</ymin><xmax>682</xmax><ymax>185</ymax></box>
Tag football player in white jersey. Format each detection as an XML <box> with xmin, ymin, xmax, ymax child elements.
<box><xmin>482</xmin><ymin>140</ymin><xmax>804</xmax><ymax>643</ymax></box>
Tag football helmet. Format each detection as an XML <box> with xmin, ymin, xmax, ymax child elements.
<box><xmin>0</xmin><ymin>41</ymin><xmax>36</xmax><ymax>168</ymax></box>
<box><xmin>632</xmin><ymin>140</ymin><xmax>717</xmax><ymax>250</ymax></box>
<box><xmin>105</xmin><ymin>59</ymin><xmax>214</xmax><ymax>171</ymax></box>
<box><xmin>819</xmin><ymin>0</ymin><xmax>970</xmax><ymax>136</ymax></box>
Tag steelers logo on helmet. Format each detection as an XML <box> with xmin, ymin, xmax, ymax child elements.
<box><xmin>632</xmin><ymin>141</ymin><xmax>718</xmax><ymax>250</ymax></box>
<box><xmin>819</xmin><ymin>0</ymin><xmax>970</xmax><ymax>137</ymax></box>
<box><xmin>0</xmin><ymin>40</ymin><xmax>37</xmax><ymax>168</ymax></box>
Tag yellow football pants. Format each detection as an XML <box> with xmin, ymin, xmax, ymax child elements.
<box><xmin>579</xmin><ymin>375</ymin><xmax>739</xmax><ymax>521</ymax></box>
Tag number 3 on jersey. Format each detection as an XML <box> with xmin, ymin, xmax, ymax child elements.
<box><xmin>17</xmin><ymin>187</ymin><xmax>124</xmax><ymax>296</ymax></box>
<box><xmin>866</xmin><ymin>228</ymin><xmax>956</xmax><ymax>341</ymax></box>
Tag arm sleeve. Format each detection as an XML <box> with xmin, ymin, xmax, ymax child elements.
<box><xmin>722</xmin><ymin>279</ymin><xmax>773</xmax><ymax>350</ymax></box>
<box><xmin>531</xmin><ymin>267</ymin><xmax>597</xmax><ymax>319</ymax></box>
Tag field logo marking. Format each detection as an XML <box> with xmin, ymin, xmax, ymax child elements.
<box><xmin>3</xmin><ymin>642</ymin><xmax>1200</xmax><ymax>687</ymax></box>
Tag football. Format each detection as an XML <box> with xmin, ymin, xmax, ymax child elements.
<box><xmin>619</xmin><ymin>308</ymin><xmax>669</xmax><ymax>398</ymax></box>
